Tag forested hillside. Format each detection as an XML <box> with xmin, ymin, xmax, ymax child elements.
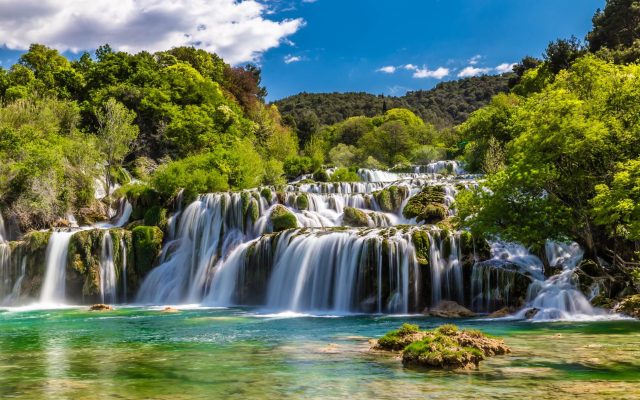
<box><xmin>272</xmin><ymin>74</ymin><xmax>511</xmax><ymax>130</ymax></box>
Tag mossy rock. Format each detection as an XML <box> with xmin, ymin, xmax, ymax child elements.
<box><xmin>403</xmin><ymin>186</ymin><xmax>448</xmax><ymax>224</ymax></box>
<box><xmin>132</xmin><ymin>226</ymin><xmax>164</xmax><ymax>277</ymax></box>
<box><xmin>260</xmin><ymin>188</ymin><xmax>272</xmax><ymax>201</ymax></box>
<box><xmin>270</xmin><ymin>205</ymin><xmax>297</xmax><ymax>232</ymax></box>
<box><xmin>247</xmin><ymin>198</ymin><xmax>260</xmax><ymax>224</ymax></box>
<box><xmin>143</xmin><ymin>206</ymin><xmax>168</xmax><ymax>231</ymax></box>
<box><xmin>376</xmin><ymin>323</ymin><xmax>422</xmax><ymax>351</ymax></box>
<box><xmin>614</xmin><ymin>294</ymin><xmax>640</xmax><ymax>319</ymax></box>
<box><xmin>411</xmin><ymin>230</ymin><xmax>430</xmax><ymax>266</ymax></box>
<box><xmin>373</xmin><ymin>186</ymin><xmax>408</xmax><ymax>213</ymax></box>
<box><xmin>343</xmin><ymin>207</ymin><xmax>369</xmax><ymax>227</ymax></box>
<box><xmin>376</xmin><ymin>323</ymin><xmax>510</xmax><ymax>370</ymax></box>
<box><xmin>296</xmin><ymin>194</ymin><xmax>309</xmax><ymax>210</ymax></box>
<box><xmin>118</xmin><ymin>184</ymin><xmax>165</xmax><ymax>221</ymax></box>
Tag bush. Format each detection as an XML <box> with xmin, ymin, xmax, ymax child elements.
<box><xmin>143</xmin><ymin>206</ymin><xmax>167</xmax><ymax>230</ymax></box>
<box><xmin>151</xmin><ymin>153</ymin><xmax>229</xmax><ymax>199</ymax></box>
<box><xmin>329</xmin><ymin>167</ymin><xmax>360</xmax><ymax>182</ymax></box>
<box><xmin>283</xmin><ymin>156</ymin><xmax>314</xmax><ymax>179</ymax></box>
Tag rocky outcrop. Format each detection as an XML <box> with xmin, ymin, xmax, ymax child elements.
<box><xmin>373</xmin><ymin>186</ymin><xmax>408</xmax><ymax>213</ymax></box>
<box><xmin>374</xmin><ymin>324</ymin><xmax>510</xmax><ymax>370</ymax></box>
<box><xmin>89</xmin><ymin>303</ymin><xmax>113</xmax><ymax>311</ymax></box>
<box><xmin>425</xmin><ymin>300</ymin><xmax>476</xmax><ymax>318</ymax></box>
<box><xmin>402</xmin><ymin>186</ymin><xmax>447</xmax><ymax>224</ymax></box>
<box><xmin>270</xmin><ymin>205</ymin><xmax>297</xmax><ymax>232</ymax></box>
<box><xmin>614</xmin><ymin>294</ymin><xmax>640</xmax><ymax>319</ymax></box>
<box><xmin>343</xmin><ymin>207</ymin><xmax>369</xmax><ymax>227</ymax></box>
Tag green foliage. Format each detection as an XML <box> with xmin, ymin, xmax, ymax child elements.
<box><xmin>151</xmin><ymin>153</ymin><xmax>229</xmax><ymax>200</ymax></box>
<box><xmin>132</xmin><ymin>226</ymin><xmax>164</xmax><ymax>277</ymax></box>
<box><xmin>587</xmin><ymin>0</ymin><xmax>640</xmax><ymax>56</ymax></box>
<box><xmin>590</xmin><ymin>160</ymin><xmax>640</xmax><ymax>240</ymax></box>
<box><xmin>143</xmin><ymin>206</ymin><xmax>168</xmax><ymax>231</ymax></box>
<box><xmin>329</xmin><ymin>168</ymin><xmax>360</xmax><ymax>182</ymax></box>
<box><xmin>283</xmin><ymin>156</ymin><xmax>314</xmax><ymax>179</ymax></box>
<box><xmin>377</xmin><ymin>323</ymin><xmax>421</xmax><ymax>351</ymax></box>
<box><xmin>457</xmin><ymin>55</ymin><xmax>640</xmax><ymax>253</ymax></box>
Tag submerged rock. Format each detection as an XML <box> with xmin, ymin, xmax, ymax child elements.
<box><xmin>89</xmin><ymin>304</ymin><xmax>113</xmax><ymax>311</ymax></box>
<box><xmin>162</xmin><ymin>306</ymin><xmax>180</xmax><ymax>313</ymax></box>
<box><xmin>374</xmin><ymin>323</ymin><xmax>510</xmax><ymax>370</ymax></box>
<box><xmin>425</xmin><ymin>301</ymin><xmax>476</xmax><ymax>318</ymax></box>
<box><xmin>614</xmin><ymin>295</ymin><xmax>640</xmax><ymax>319</ymax></box>
<box><xmin>524</xmin><ymin>308</ymin><xmax>540</xmax><ymax>319</ymax></box>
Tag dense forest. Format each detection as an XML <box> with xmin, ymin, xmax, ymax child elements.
<box><xmin>272</xmin><ymin>74</ymin><xmax>511</xmax><ymax>131</ymax></box>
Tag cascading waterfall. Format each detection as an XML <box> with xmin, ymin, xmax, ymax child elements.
<box><xmin>0</xmin><ymin>214</ymin><xmax>14</xmax><ymax>303</ymax></box>
<box><xmin>516</xmin><ymin>241</ymin><xmax>599</xmax><ymax>321</ymax></box>
<box><xmin>40</xmin><ymin>231</ymin><xmax>75</xmax><ymax>305</ymax></box>
<box><xmin>120</xmin><ymin>237</ymin><xmax>127</xmax><ymax>303</ymax></box>
<box><xmin>99</xmin><ymin>232</ymin><xmax>117</xmax><ymax>304</ymax></box>
<box><xmin>428</xmin><ymin>231</ymin><xmax>464</xmax><ymax>306</ymax></box>
<box><xmin>204</xmin><ymin>228</ymin><xmax>422</xmax><ymax>314</ymax></box>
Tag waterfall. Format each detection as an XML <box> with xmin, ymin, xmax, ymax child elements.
<box><xmin>136</xmin><ymin>193</ymin><xmax>248</xmax><ymax>304</ymax></box>
<box><xmin>120</xmin><ymin>237</ymin><xmax>127</xmax><ymax>303</ymax></box>
<box><xmin>204</xmin><ymin>228</ymin><xmax>421</xmax><ymax>314</ymax></box>
<box><xmin>428</xmin><ymin>232</ymin><xmax>464</xmax><ymax>306</ymax></box>
<box><xmin>40</xmin><ymin>231</ymin><xmax>75</xmax><ymax>305</ymax></box>
<box><xmin>0</xmin><ymin>214</ymin><xmax>14</xmax><ymax>303</ymax></box>
<box><xmin>99</xmin><ymin>232</ymin><xmax>117</xmax><ymax>304</ymax></box>
<box><xmin>516</xmin><ymin>241</ymin><xmax>598</xmax><ymax>321</ymax></box>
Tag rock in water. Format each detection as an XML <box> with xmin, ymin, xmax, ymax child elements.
<box><xmin>89</xmin><ymin>304</ymin><xmax>113</xmax><ymax>311</ymax></box>
<box><xmin>162</xmin><ymin>306</ymin><xmax>179</xmax><ymax>313</ymax></box>
<box><xmin>426</xmin><ymin>301</ymin><xmax>476</xmax><ymax>318</ymax></box>
<box><xmin>614</xmin><ymin>295</ymin><xmax>640</xmax><ymax>319</ymax></box>
<box><xmin>373</xmin><ymin>324</ymin><xmax>510</xmax><ymax>370</ymax></box>
<box><xmin>524</xmin><ymin>308</ymin><xmax>540</xmax><ymax>319</ymax></box>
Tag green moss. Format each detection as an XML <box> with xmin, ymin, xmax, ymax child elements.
<box><xmin>260</xmin><ymin>187</ymin><xmax>272</xmax><ymax>200</ymax></box>
<box><xmin>403</xmin><ymin>186</ymin><xmax>448</xmax><ymax>224</ymax></box>
<box><xmin>241</xmin><ymin>191</ymin><xmax>251</xmax><ymax>217</ymax></box>
<box><xmin>373</xmin><ymin>185</ymin><xmax>407</xmax><ymax>212</ymax></box>
<box><xmin>132</xmin><ymin>226</ymin><xmax>164</xmax><ymax>277</ymax></box>
<box><xmin>117</xmin><ymin>183</ymin><xmax>165</xmax><ymax>221</ymax></box>
<box><xmin>411</xmin><ymin>230</ymin><xmax>430</xmax><ymax>266</ymax></box>
<box><xmin>615</xmin><ymin>294</ymin><xmax>640</xmax><ymax>319</ymax></box>
<box><xmin>270</xmin><ymin>205</ymin><xmax>298</xmax><ymax>232</ymax></box>
<box><xmin>377</xmin><ymin>323</ymin><xmax>421</xmax><ymax>351</ymax></box>
<box><xmin>143</xmin><ymin>206</ymin><xmax>168</xmax><ymax>231</ymax></box>
<box><xmin>343</xmin><ymin>207</ymin><xmax>369</xmax><ymax>227</ymax></box>
<box><xmin>247</xmin><ymin>198</ymin><xmax>260</xmax><ymax>224</ymax></box>
<box><xmin>296</xmin><ymin>193</ymin><xmax>309</xmax><ymax>210</ymax></box>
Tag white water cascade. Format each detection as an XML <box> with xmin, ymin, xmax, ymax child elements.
<box><xmin>121</xmin><ymin>237</ymin><xmax>128</xmax><ymax>303</ymax></box>
<box><xmin>516</xmin><ymin>241</ymin><xmax>600</xmax><ymax>321</ymax></box>
<box><xmin>40</xmin><ymin>231</ymin><xmax>75</xmax><ymax>305</ymax></box>
<box><xmin>99</xmin><ymin>232</ymin><xmax>118</xmax><ymax>304</ymax></box>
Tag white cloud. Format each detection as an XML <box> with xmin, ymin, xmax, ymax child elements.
<box><xmin>403</xmin><ymin>64</ymin><xmax>418</xmax><ymax>71</ymax></box>
<box><xmin>495</xmin><ymin>63</ymin><xmax>516</xmax><ymax>73</ymax></box>
<box><xmin>284</xmin><ymin>54</ymin><xmax>302</xmax><ymax>64</ymax></box>
<box><xmin>457</xmin><ymin>66</ymin><xmax>491</xmax><ymax>78</ymax></box>
<box><xmin>0</xmin><ymin>0</ymin><xmax>304</xmax><ymax>64</ymax></box>
<box><xmin>302</xmin><ymin>0</ymin><xmax>318</xmax><ymax>2</ymax></box>
<box><xmin>413</xmin><ymin>66</ymin><xmax>450</xmax><ymax>79</ymax></box>
<box><xmin>377</xmin><ymin>65</ymin><xmax>397</xmax><ymax>74</ymax></box>
<box><xmin>468</xmin><ymin>55</ymin><xmax>482</xmax><ymax>65</ymax></box>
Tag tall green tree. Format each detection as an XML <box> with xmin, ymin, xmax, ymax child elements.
<box><xmin>95</xmin><ymin>98</ymin><xmax>139</xmax><ymax>198</ymax></box>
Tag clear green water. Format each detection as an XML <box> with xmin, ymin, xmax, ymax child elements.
<box><xmin>1</xmin><ymin>307</ymin><xmax>639</xmax><ymax>399</ymax></box>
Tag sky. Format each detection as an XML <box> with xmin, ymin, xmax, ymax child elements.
<box><xmin>0</xmin><ymin>0</ymin><xmax>605</xmax><ymax>101</ymax></box>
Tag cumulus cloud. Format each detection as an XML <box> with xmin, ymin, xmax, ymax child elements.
<box><xmin>284</xmin><ymin>54</ymin><xmax>302</xmax><ymax>64</ymax></box>
<box><xmin>377</xmin><ymin>65</ymin><xmax>397</xmax><ymax>74</ymax></box>
<box><xmin>0</xmin><ymin>0</ymin><xmax>304</xmax><ymax>64</ymax></box>
<box><xmin>457</xmin><ymin>66</ymin><xmax>491</xmax><ymax>78</ymax></box>
<box><xmin>403</xmin><ymin>64</ymin><xmax>418</xmax><ymax>71</ymax></box>
<box><xmin>495</xmin><ymin>63</ymin><xmax>517</xmax><ymax>73</ymax></box>
<box><xmin>413</xmin><ymin>66</ymin><xmax>449</xmax><ymax>79</ymax></box>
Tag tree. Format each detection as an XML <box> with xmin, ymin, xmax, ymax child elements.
<box><xmin>95</xmin><ymin>98</ymin><xmax>139</xmax><ymax>198</ymax></box>
<box><xmin>544</xmin><ymin>36</ymin><xmax>586</xmax><ymax>74</ymax></box>
<box><xmin>587</xmin><ymin>0</ymin><xmax>640</xmax><ymax>52</ymax></box>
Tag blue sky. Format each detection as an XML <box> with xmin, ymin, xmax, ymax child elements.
<box><xmin>0</xmin><ymin>0</ymin><xmax>604</xmax><ymax>101</ymax></box>
<box><xmin>261</xmin><ymin>0</ymin><xmax>604</xmax><ymax>100</ymax></box>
